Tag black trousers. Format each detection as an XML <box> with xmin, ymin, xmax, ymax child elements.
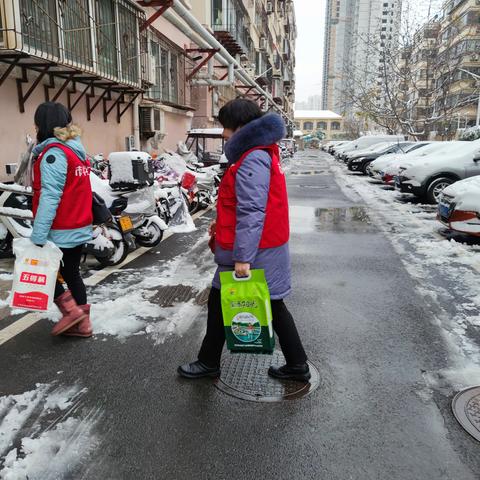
<box><xmin>54</xmin><ymin>245</ymin><xmax>87</xmax><ymax>305</ymax></box>
<box><xmin>198</xmin><ymin>288</ymin><xmax>308</xmax><ymax>368</ymax></box>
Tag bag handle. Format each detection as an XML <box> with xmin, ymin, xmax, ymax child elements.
<box><xmin>232</xmin><ymin>271</ymin><xmax>252</xmax><ymax>282</ymax></box>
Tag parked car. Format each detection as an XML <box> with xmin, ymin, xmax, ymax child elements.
<box><xmin>368</xmin><ymin>142</ymin><xmax>437</xmax><ymax>182</ymax></box>
<box><xmin>343</xmin><ymin>141</ymin><xmax>395</xmax><ymax>163</ymax></box>
<box><xmin>437</xmin><ymin>176</ymin><xmax>480</xmax><ymax>236</ymax></box>
<box><xmin>323</xmin><ymin>140</ymin><xmax>348</xmax><ymax>153</ymax></box>
<box><xmin>395</xmin><ymin>140</ymin><xmax>480</xmax><ymax>203</ymax></box>
<box><xmin>329</xmin><ymin>141</ymin><xmax>350</xmax><ymax>155</ymax></box>
<box><xmin>347</xmin><ymin>141</ymin><xmax>414</xmax><ymax>174</ymax></box>
<box><xmin>335</xmin><ymin>135</ymin><xmax>405</xmax><ymax>161</ymax></box>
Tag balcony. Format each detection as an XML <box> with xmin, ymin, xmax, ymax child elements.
<box><xmin>212</xmin><ymin>0</ymin><xmax>250</xmax><ymax>56</ymax></box>
<box><xmin>0</xmin><ymin>0</ymin><xmax>145</xmax><ymax>91</ymax></box>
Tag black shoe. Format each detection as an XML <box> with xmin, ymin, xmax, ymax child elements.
<box><xmin>268</xmin><ymin>363</ymin><xmax>311</xmax><ymax>382</ymax></box>
<box><xmin>177</xmin><ymin>360</ymin><xmax>220</xmax><ymax>379</ymax></box>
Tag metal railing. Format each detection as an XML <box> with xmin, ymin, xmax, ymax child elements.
<box><xmin>0</xmin><ymin>0</ymin><xmax>144</xmax><ymax>88</ymax></box>
<box><xmin>211</xmin><ymin>2</ymin><xmax>250</xmax><ymax>54</ymax></box>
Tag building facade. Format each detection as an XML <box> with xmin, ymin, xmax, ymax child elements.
<box><xmin>322</xmin><ymin>0</ymin><xmax>402</xmax><ymax>114</ymax></box>
<box><xmin>294</xmin><ymin>110</ymin><xmax>345</xmax><ymax>140</ymax></box>
<box><xmin>0</xmin><ymin>0</ymin><xmax>296</xmax><ymax>182</ymax></box>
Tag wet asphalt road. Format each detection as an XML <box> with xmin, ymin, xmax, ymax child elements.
<box><xmin>2</xmin><ymin>150</ymin><xmax>480</xmax><ymax>479</ymax></box>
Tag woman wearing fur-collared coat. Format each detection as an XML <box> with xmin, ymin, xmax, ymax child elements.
<box><xmin>178</xmin><ymin>99</ymin><xmax>310</xmax><ymax>381</ymax></box>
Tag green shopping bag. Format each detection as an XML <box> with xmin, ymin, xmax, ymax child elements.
<box><xmin>220</xmin><ymin>269</ymin><xmax>274</xmax><ymax>354</ymax></box>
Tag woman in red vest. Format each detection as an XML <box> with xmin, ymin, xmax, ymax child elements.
<box><xmin>178</xmin><ymin>99</ymin><xmax>310</xmax><ymax>380</ymax></box>
<box><xmin>31</xmin><ymin>102</ymin><xmax>93</xmax><ymax>337</ymax></box>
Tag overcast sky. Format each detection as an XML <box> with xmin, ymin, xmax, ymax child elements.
<box><xmin>294</xmin><ymin>0</ymin><xmax>326</xmax><ymax>103</ymax></box>
<box><xmin>293</xmin><ymin>0</ymin><xmax>445</xmax><ymax>104</ymax></box>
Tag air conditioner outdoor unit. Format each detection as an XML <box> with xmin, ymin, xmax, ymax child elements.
<box><xmin>471</xmin><ymin>54</ymin><xmax>479</xmax><ymax>61</ymax></box>
<box><xmin>259</xmin><ymin>36</ymin><xmax>267</xmax><ymax>50</ymax></box>
<box><xmin>139</xmin><ymin>106</ymin><xmax>165</xmax><ymax>139</ymax></box>
<box><xmin>266</xmin><ymin>1</ymin><xmax>273</xmax><ymax>14</ymax></box>
<box><xmin>272</xmin><ymin>68</ymin><xmax>282</xmax><ymax>78</ymax></box>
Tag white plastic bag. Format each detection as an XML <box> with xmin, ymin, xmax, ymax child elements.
<box><xmin>10</xmin><ymin>238</ymin><xmax>63</xmax><ymax>311</ymax></box>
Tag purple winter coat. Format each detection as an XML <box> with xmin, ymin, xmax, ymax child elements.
<box><xmin>212</xmin><ymin>113</ymin><xmax>291</xmax><ymax>300</ymax></box>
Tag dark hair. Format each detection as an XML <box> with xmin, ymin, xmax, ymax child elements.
<box><xmin>34</xmin><ymin>102</ymin><xmax>72</xmax><ymax>143</ymax></box>
<box><xmin>218</xmin><ymin>98</ymin><xmax>263</xmax><ymax>130</ymax></box>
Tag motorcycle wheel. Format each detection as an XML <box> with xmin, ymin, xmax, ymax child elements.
<box><xmin>94</xmin><ymin>228</ymin><xmax>129</xmax><ymax>267</ymax></box>
<box><xmin>135</xmin><ymin>221</ymin><xmax>163</xmax><ymax>247</ymax></box>
<box><xmin>188</xmin><ymin>193</ymin><xmax>201</xmax><ymax>215</ymax></box>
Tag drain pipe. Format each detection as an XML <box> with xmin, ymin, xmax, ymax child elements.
<box><xmin>161</xmin><ymin>2</ymin><xmax>285</xmax><ymax>115</ymax></box>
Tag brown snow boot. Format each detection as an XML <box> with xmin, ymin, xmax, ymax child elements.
<box><xmin>62</xmin><ymin>304</ymin><xmax>93</xmax><ymax>338</ymax></box>
<box><xmin>51</xmin><ymin>290</ymin><xmax>86</xmax><ymax>336</ymax></box>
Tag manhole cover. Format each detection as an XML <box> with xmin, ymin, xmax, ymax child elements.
<box><xmin>150</xmin><ymin>285</ymin><xmax>210</xmax><ymax>307</ymax></box>
<box><xmin>215</xmin><ymin>350</ymin><xmax>319</xmax><ymax>402</ymax></box>
<box><xmin>452</xmin><ymin>386</ymin><xmax>480</xmax><ymax>441</ymax></box>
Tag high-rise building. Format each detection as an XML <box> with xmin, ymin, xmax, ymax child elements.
<box><xmin>322</xmin><ymin>0</ymin><xmax>402</xmax><ymax>114</ymax></box>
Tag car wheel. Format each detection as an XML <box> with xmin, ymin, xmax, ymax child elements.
<box><xmin>361</xmin><ymin>161</ymin><xmax>372</xmax><ymax>175</ymax></box>
<box><xmin>426</xmin><ymin>177</ymin><xmax>455</xmax><ymax>204</ymax></box>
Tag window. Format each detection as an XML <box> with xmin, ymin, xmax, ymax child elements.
<box><xmin>118</xmin><ymin>2</ymin><xmax>139</xmax><ymax>84</ymax></box>
<box><xmin>95</xmin><ymin>0</ymin><xmax>117</xmax><ymax>77</ymax></box>
<box><xmin>61</xmin><ymin>0</ymin><xmax>93</xmax><ymax>66</ymax></box>
<box><xmin>303</xmin><ymin>121</ymin><xmax>314</xmax><ymax>130</ymax></box>
<box><xmin>18</xmin><ymin>0</ymin><xmax>142</xmax><ymax>87</ymax></box>
<box><xmin>317</xmin><ymin>121</ymin><xmax>327</xmax><ymax>130</ymax></box>
<box><xmin>20</xmin><ymin>0</ymin><xmax>59</xmax><ymax>57</ymax></box>
<box><xmin>148</xmin><ymin>34</ymin><xmax>184</xmax><ymax>105</ymax></box>
<box><xmin>331</xmin><ymin>121</ymin><xmax>341</xmax><ymax>130</ymax></box>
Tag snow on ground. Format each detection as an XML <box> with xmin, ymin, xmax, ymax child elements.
<box><xmin>0</xmin><ymin>383</ymin><xmax>98</xmax><ymax>480</ymax></box>
<box><xmin>320</xmin><ymin>152</ymin><xmax>480</xmax><ymax>389</ymax></box>
<box><xmin>83</xmin><ymin>232</ymin><xmax>215</xmax><ymax>342</ymax></box>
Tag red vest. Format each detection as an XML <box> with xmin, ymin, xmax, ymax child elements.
<box><xmin>216</xmin><ymin>144</ymin><xmax>289</xmax><ymax>250</ymax></box>
<box><xmin>32</xmin><ymin>142</ymin><xmax>93</xmax><ymax>230</ymax></box>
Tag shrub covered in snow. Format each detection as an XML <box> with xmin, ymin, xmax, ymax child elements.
<box><xmin>460</xmin><ymin>126</ymin><xmax>480</xmax><ymax>141</ymax></box>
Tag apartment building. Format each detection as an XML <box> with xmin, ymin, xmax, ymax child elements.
<box><xmin>322</xmin><ymin>0</ymin><xmax>402</xmax><ymax>114</ymax></box>
<box><xmin>0</xmin><ymin>0</ymin><xmax>295</xmax><ymax>181</ymax></box>
<box><xmin>434</xmin><ymin>0</ymin><xmax>480</xmax><ymax>135</ymax></box>
<box><xmin>393</xmin><ymin>0</ymin><xmax>480</xmax><ymax>139</ymax></box>
<box><xmin>190</xmin><ymin>0</ymin><xmax>296</xmax><ymax>129</ymax></box>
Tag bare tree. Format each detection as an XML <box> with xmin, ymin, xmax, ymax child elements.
<box><xmin>338</xmin><ymin>0</ymin><xmax>480</xmax><ymax>139</ymax></box>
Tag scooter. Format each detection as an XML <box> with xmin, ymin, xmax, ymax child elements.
<box><xmin>90</xmin><ymin>172</ymin><xmax>167</xmax><ymax>248</ymax></box>
<box><xmin>0</xmin><ymin>182</ymin><xmax>131</xmax><ymax>266</ymax></box>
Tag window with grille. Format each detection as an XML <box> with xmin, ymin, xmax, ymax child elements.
<box><xmin>60</xmin><ymin>0</ymin><xmax>93</xmax><ymax>66</ymax></box>
<box><xmin>20</xmin><ymin>0</ymin><xmax>59</xmax><ymax>58</ymax></box>
<box><xmin>147</xmin><ymin>34</ymin><xmax>183</xmax><ymax>106</ymax></box>
<box><xmin>95</xmin><ymin>0</ymin><xmax>117</xmax><ymax>77</ymax></box>
<box><xmin>14</xmin><ymin>0</ymin><xmax>142</xmax><ymax>87</ymax></box>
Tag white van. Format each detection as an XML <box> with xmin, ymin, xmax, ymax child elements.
<box><xmin>335</xmin><ymin>135</ymin><xmax>405</xmax><ymax>160</ymax></box>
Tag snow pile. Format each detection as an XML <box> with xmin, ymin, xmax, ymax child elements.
<box><xmin>0</xmin><ymin>207</ymin><xmax>33</xmax><ymax>220</ymax></box>
<box><xmin>90</xmin><ymin>290</ymin><xmax>161</xmax><ymax>338</ymax></box>
<box><xmin>145</xmin><ymin>300</ymin><xmax>202</xmax><ymax>344</ymax></box>
<box><xmin>83</xmin><ymin>233</ymin><xmax>214</xmax><ymax>340</ymax></box>
<box><xmin>0</xmin><ymin>383</ymin><xmax>98</xmax><ymax>480</ymax></box>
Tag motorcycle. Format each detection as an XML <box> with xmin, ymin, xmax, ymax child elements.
<box><xmin>0</xmin><ymin>181</ymin><xmax>131</xmax><ymax>267</ymax></box>
<box><xmin>90</xmin><ymin>172</ymin><xmax>167</xmax><ymax>248</ymax></box>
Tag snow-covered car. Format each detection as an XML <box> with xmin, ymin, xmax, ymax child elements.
<box><xmin>368</xmin><ymin>142</ymin><xmax>438</xmax><ymax>183</ymax></box>
<box><xmin>334</xmin><ymin>135</ymin><xmax>405</xmax><ymax>161</ymax></box>
<box><xmin>437</xmin><ymin>176</ymin><xmax>480</xmax><ymax>236</ymax></box>
<box><xmin>347</xmin><ymin>141</ymin><xmax>414</xmax><ymax>174</ymax></box>
<box><xmin>329</xmin><ymin>141</ymin><xmax>350</xmax><ymax>154</ymax></box>
<box><xmin>342</xmin><ymin>141</ymin><xmax>394</xmax><ymax>162</ymax></box>
<box><xmin>395</xmin><ymin>139</ymin><xmax>480</xmax><ymax>203</ymax></box>
<box><xmin>324</xmin><ymin>140</ymin><xmax>348</xmax><ymax>154</ymax></box>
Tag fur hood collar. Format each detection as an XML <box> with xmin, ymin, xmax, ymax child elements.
<box><xmin>224</xmin><ymin>113</ymin><xmax>286</xmax><ymax>164</ymax></box>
